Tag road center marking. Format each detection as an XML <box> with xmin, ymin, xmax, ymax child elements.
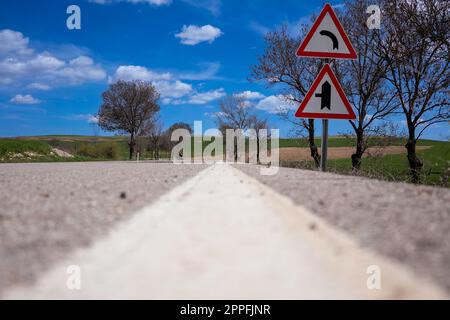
<box><xmin>4</xmin><ymin>164</ymin><xmax>446</xmax><ymax>299</ymax></box>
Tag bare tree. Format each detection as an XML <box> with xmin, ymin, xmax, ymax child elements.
<box><xmin>249</xmin><ymin>25</ymin><xmax>323</xmax><ymax>167</ymax></box>
<box><xmin>98</xmin><ymin>80</ymin><xmax>160</xmax><ymax>160</ymax></box>
<box><xmin>249</xmin><ymin>115</ymin><xmax>268</xmax><ymax>164</ymax></box>
<box><xmin>379</xmin><ymin>0</ymin><xmax>450</xmax><ymax>182</ymax></box>
<box><xmin>339</xmin><ymin>0</ymin><xmax>397</xmax><ymax>170</ymax></box>
<box><xmin>215</xmin><ymin>94</ymin><xmax>254</xmax><ymax>161</ymax></box>
<box><xmin>146</xmin><ymin>119</ymin><xmax>164</xmax><ymax>160</ymax></box>
<box><xmin>216</xmin><ymin>95</ymin><xmax>254</xmax><ymax>129</ymax></box>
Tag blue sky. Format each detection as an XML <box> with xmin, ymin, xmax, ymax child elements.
<box><xmin>0</xmin><ymin>0</ymin><xmax>448</xmax><ymax>140</ymax></box>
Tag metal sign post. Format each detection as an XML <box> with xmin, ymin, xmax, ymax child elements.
<box><xmin>295</xmin><ymin>3</ymin><xmax>357</xmax><ymax>172</ymax></box>
<box><xmin>320</xmin><ymin>58</ymin><xmax>330</xmax><ymax>172</ymax></box>
<box><xmin>320</xmin><ymin>119</ymin><xmax>328</xmax><ymax>171</ymax></box>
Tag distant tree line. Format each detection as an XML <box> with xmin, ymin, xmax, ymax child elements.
<box><xmin>96</xmin><ymin>80</ymin><xmax>268</xmax><ymax>162</ymax></box>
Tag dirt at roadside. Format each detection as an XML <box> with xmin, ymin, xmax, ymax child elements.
<box><xmin>279</xmin><ymin>146</ymin><xmax>431</xmax><ymax>161</ymax></box>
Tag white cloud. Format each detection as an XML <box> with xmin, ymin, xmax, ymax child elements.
<box><xmin>187</xmin><ymin>88</ymin><xmax>226</xmax><ymax>104</ymax></box>
<box><xmin>27</xmin><ymin>82</ymin><xmax>51</xmax><ymax>90</ymax></box>
<box><xmin>9</xmin><ymin>94</ymin><xmax>41</xmax><ymax>105</ymax></box>
<box><xmin>205</xmin><ymin>111</ymin><xmax>225</xmax><ymax>119</ymax></box>
<box><xmin>175</xmin><ymin>25</ymin><xmax>223</xmax><ymax>45</ymax></box>
<box><xmin>111</xmin><ymin>65</ymin><xmax>192</xmax><ymax>99</ymax></box>
<box><xmin>178</xmin><ymin>61</ymin><xmax>221</xmax><ymax>80</ymax></box>
<box><xmin>161</xmin><ymin>98</ymin><xmax>173</xmax><ymax>105</ymax></box>
<box><xmin>112</xmin><ymin>65</ymin><xmax>172</xmax><ymax>82</ymax></box>
<box><xmin>88</xmin><ymin>114</ymin><xmax>99</xmax><ymax>124</ymax></box>
<box><xmin>113</xmin><ymin>62</ymin><xmax>221</xmax><ymax>82</ymax></box>
<box><xmin>90</xmin><ymin>0</ymin><xmax>223</xmax><ymax>14</ymax></box>
<box><xmin>164</xmin><ymin>88</ymin><xmax>226</xmax><ymax>105</ymax></box>
<box><xmin>155</xmin><ymin>80</ymin><xmax>193</xmax><ymax>98</ymax></box>
<box><xmin>255</xmin><ymin>95</ymin><xmax>295</xmax><ymax>114</ymax></box>
<box><xmin>111</xmin><ymin>64</ymin><xmax>225</xmax><ymax>105</ymax></box>
<box><xmin>234</xmin><ymin>91</ymin><xmax>265</xmax><ymax>100</ymax></box>
<box><xmin>60</xmin><ymin>114</ymin><xmax>100</xmax><ymax>124</ymax></box>
<box><xmin>0</xmin><ymin>29</ymin><xmax>32</xmax><ymax>55</ymax></box>
<box><xmin>0</xmin><ymin>29</ymin><xmax>107</xmax><ymax>88</ymax></box>
<box><xmin>249</xmin><ymin>21</ymin><xmax>271</xmax><ymax>36</ymax></box>
<box><xmin>332</xmin><ymin>3</ymin><xmax>345</xmax><ymax>9</ymax></box>
<box><xmin>241</xmin><ymin>100</ymin><xmax>255</xmax><ymax>108</ymax></box>
<box><xmin>57</xmin><ymin>56</ymin><xmax>107</xmax><ymax>84</ymax></box>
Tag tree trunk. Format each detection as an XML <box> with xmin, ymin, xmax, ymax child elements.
<box><xmin>308</xmin><ymin>119</ymin><xmax>321</xmax><ymax>167</ymax></box>
<box><xmin>351</xmin><ymin>128</ymin><xmax>364</xmax><ymax>171</ymax></box>
<box><xmin>405</xmin><ymin>130</ymin><xmax>423</xmax><ymax>183</ymax></box>
<box><xmin>234</xmin><ymin>138</ymin><xmax>238</xmax><ymax>162</ymax></box>
<box><xmin>128</xmin><ymin>133</ymin><xmax>135</xmax><ymax>160</ymax></box>
<box><xmin>153</xmin><ymin>140</ymin><xmax>159</xmax><ymax>160</ymax></box>
<box><xmin>256</xmin><ymin>132</ymin><xmax>260</xmax><ymax>165</ymax></box>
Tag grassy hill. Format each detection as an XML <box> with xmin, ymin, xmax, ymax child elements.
<box><xmin>0</xmin><ymin>136</ymin><xmax>128</xmax><ymax>162</ymax></box>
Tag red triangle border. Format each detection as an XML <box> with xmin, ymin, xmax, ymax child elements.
<box><xmin>296</xmin><ymin>3</ymin><xmax>357</xmax><ymax>60</ymax></box>
<box><xmin>295</xmin><ymin>64</ymin><xmax>356</xmax><ymax>120</ymax></box>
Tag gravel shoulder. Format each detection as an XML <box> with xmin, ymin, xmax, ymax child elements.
<box><xmin>236</xmin><ymin>164</ymin><xmax>450</xmax><ymax>293</ymax></box>
<box><xmin>0</xmin><ymin>162</ymin><xmax>206</xmax><ymax>296</ymax></box>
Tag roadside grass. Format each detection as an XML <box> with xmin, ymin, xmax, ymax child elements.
<box><xmin>0</xmin><ymin>139</ymin><xmax>87</xmax><ymax>162</ymax></box>
<box><xmin>279</xmin><ymin>136</ymin><xmax>440</xmax><ymax>148</ymax></box>
<box><xmin>0</xmin><ymin>139</ymin><xmax>52</xmax><ymax>156</ymax></box>
<box><xmin>281</xmin><ymin>140</ymin><xmax>449</xmax><ymax>187</ymax></box>
<box><xmin>58</xmin><ymin>141</ymin><xmax>130</xmax><ymax>160</ymax></box>
<box><xmin>0</xmin><ymin>138</ymin><xmax>128</xmax><ymax>162</ymax></box>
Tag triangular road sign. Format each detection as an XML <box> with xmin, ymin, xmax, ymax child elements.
<box><xmin>295</xmin><ymin>64</ymin><xmax>356</xmax><ymax>120</ymax></box>
<box><xmin>296</xmin><ymin>3</ymin><xmax>357</xmax><ymax>59</ymax></box>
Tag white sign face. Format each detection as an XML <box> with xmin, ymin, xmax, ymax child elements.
<box><xmin>296</xmin><ymin>4</ymin><xmax>357</xmax><ymax>59</ymax></box>
<box><xmin>295</xmin><ymin>64</ymin><xmax>356</xmax><ymax>120</ymax></box>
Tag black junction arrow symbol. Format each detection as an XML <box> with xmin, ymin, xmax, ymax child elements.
<box><xmin>315</xmin><ymin>81</ymin><xmax>332</xmax><ymax>110</ymax></box>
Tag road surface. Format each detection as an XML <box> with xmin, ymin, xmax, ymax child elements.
<box><xmin>0</xmin><ymin>162</ymin><xmax>449</xmax><ymax>299</ymax></box>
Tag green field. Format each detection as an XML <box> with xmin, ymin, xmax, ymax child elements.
<box><xmin>280</xmin><ymin>139</ymin><xmax>449</xmax><ymax>187</ymax></box>
<box><xmin>0</xmin><ymin>136</ymin><xmax>124</xmax><ymax>162</ymax></box>
<box><xmin>0</xmin><ymin>139</ymin><xmax>86</xmax><ymax>162</ymax></box>
<box><xmin>325</xmin><ymin>141</ymin><xmax>449</xmax><ymax>186</ymax></box>
<box><xmin>0</xmin><ymin>135</ymin><xmax>448</xmax><ymax>187</ymax></box>
<box><xmin>278</xmin><ymin>136</ymin><xmax>441</xmax><ymax>148</ymax></box>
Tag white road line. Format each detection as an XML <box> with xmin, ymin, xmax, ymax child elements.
<box><xmin>4</xmin><ymin>164</ymin><xmax>447</xmax><ymax>299</ymax></box>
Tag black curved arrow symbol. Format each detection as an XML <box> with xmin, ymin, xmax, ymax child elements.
<box><xmin>319</xmin><ymin>30</ymin><xmax>339</xmax><ymax>50</ymax></box>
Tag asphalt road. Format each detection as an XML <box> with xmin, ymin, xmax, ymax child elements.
<box><xmin>0</xmin><ymin>162</ymin><xmax>205</xmax><ymax>296</ymax></box>
<box><xmin>0</xmin><ymin>162</ymin><xmax>449</xmax><ymax>298</ymax></box>
<box><xmin>237</xmin><ymin>164</ymin><xmax>450</xmax><ymax>293</ymax></box>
